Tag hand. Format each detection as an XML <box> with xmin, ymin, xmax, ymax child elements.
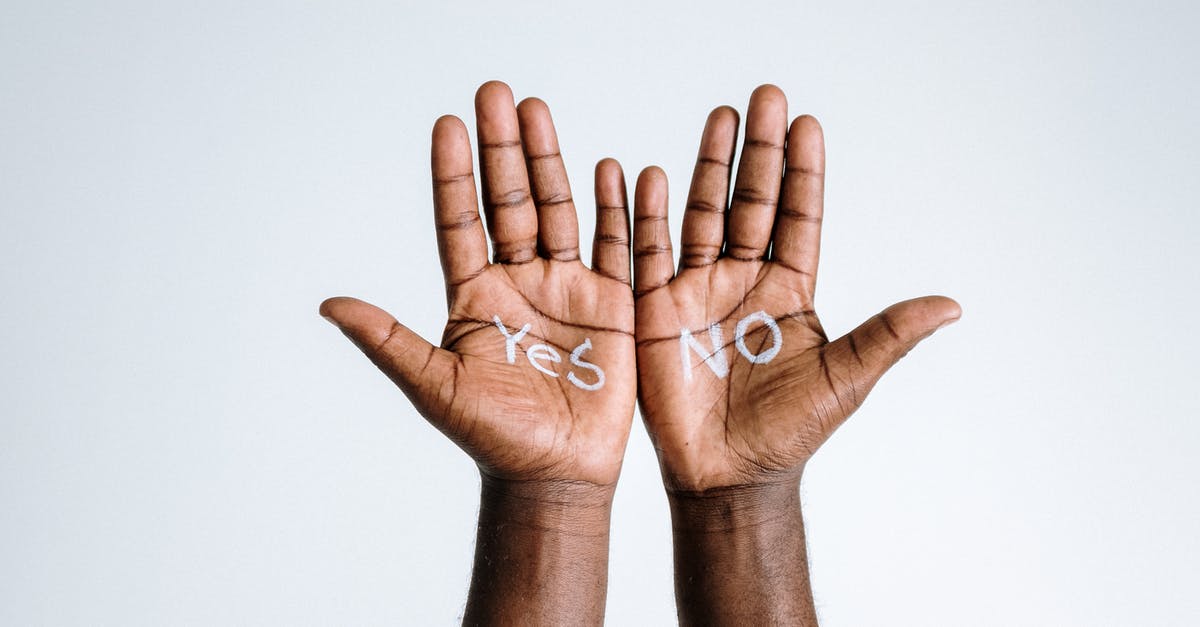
<box><xmin>633</xmin><ymin>84</ymin><xmax>960</xmax><ymax>626</ymax></box>
<box><xmin>633</xmin><ymin>85</ymin><xmax>960</xmax><ymax>494</ymax></box>
<box><xmin>320</xmin><ymin>81</ymin><xmax>636</xmax><ymax>624</ymax></box>
<box><xmin>320</xmin><ymin>81</ymin><xmax>636</xmax><ymax>488</ymax></box>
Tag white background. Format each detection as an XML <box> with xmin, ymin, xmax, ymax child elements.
<box><xmin>2</xmin><ymin>1</ymin><xmax>1198</xmax><ymax>625</ymax></box>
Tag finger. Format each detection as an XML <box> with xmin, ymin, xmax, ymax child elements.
<box><xmin>475</xmin><ymin>81</ymin><xmax>538</xmax><ymax>264</ymax></box>
<box><xmin>725</xmin><ymin>85</ymin><xmax>788</xmax><ymax>261</ymax></box>
<box><xmin>771</xmin><ymin>115</ymin><xmax>825</xmax><ymax>297</ymax></box>
<box><xmin>517</xmin><ymin>97</ymin><xmax>580</xmax><ymax>262</ymax></box>
<box><xmin>680</xmin><ymin>106</ymin><xmax>738</xmax><ymax>269</ymax></box>
<box><xmin>319</xmin><ymin>296</ymin><xmax>457</xmax><ymax>412</ymax></box>
<box><xmin>632</xmin><ymin>166</ymin><xmax>673</xmax><ymax>297</ymax></box>
<box><xmin>431</xmin><ymin>115</ymin><xmax>488</xmax><ymax>304</ymax></box>
<box><xmin>826</xmin><ymin>296</ymin><xmax>962</xmax><ymax>410</ymax></box>
<box><xmin>592</xmin><ymin>158</ymin><xmax>631</xmax><ymax>284</ymax></box>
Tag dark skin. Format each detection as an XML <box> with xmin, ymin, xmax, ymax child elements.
<box><xmin>633</xmin><ymin>85</ymin><xmax>960</xmax><ymax>625</ymax></box>
<box><xmin>322</xmin><ymin>81</ymin><xmax>960</xmax><ymax>625</ymax></box>
<box><xmin>321</xmin><ymin>81</ymin><xmax>635</xmax><ymax>625</ymax></box>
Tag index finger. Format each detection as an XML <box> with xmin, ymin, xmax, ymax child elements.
<box><xmin>770</xmin><ymin>115</ymin><xmax>825</xmax><ymax>298</ymax></box>
<box><xmin>431</xmin><ymin>114</ymin><xmax>488</xmax><ymax>304</ymax></box>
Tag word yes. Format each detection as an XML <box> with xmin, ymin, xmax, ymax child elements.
<box><xmin>493</xmin><ymin>316</ymin><xmax>605</xmax><ymax>391</ymax></box>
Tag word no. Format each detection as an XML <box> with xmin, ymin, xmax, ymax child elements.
<box><xmin>680</xmin><ymin>310</ymin><xmax>782</xmax><ymax>382</ymax></box>
<box><xmin>493</xmin><ymin>316</ymin><xmax>606</xmax><ymax>391</ymax></box>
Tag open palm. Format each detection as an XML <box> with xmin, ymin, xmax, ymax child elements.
<box><xmin>633</xmin><ymin>86</ymin><xmax>960</xmax><ymax>492</ymax></box>
<box><xmin>321</xmin><ymin>82</ymin><xmax>635</xmax><ymax>487</ymax></box>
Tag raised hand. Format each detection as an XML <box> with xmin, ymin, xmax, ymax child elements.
<box><xmin>634</xmin><ymin>85</ymin><xmax>959</xmax><ymax>492</ymax></box>
<box><xmin>321</xmin><ymin>81</ymin><xmax>635</xmax><ymax>487</ymax></box>
<box><xmin>633</xmin><ymin>85</ymin><xmax>960</xmax><ymax>625</ymax></box>
<box><xmin>320</xmin><ymin>81</ymin><xmax>635</xmax><ymax>624</ymax></box>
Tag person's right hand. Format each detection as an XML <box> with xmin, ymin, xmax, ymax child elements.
<box><xmin>633</xmin><ymin>85</ymin><xmax>961</xmax><ymax>493</ymax></box>
<box><xmin>633</xmin><ymin>84</ymin><xmax>960</xmax><ymax>626</ymax></box>
<box><xmin>320</xmin><ymin>81</ymin><xmax>636</xmax><ymax>489</ymax></box>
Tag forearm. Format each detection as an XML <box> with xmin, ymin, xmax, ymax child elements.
<box><xmin>668</xmin><ymin>478</ymin><xmax>817</xmax><ymax>626</ymax></box>
<box><xmin>463</xmin><ymin>473</ymin><xmax>615</xmax><ymax>626</ymax></box>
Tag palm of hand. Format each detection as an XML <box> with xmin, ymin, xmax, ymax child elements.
<box><xmin>638</xmin><ymin>263</ymin><xmax>834</xmax><ymax>489</ymax></box>
<box><xmin>633</xmin><ymin>87</ymin><xmax>960</xmax><ymax>492</ymax></box>
<box><xmin>434</xmin><ymin>263</ymin><xmax>634</xmax><ymax>484</ymax></box>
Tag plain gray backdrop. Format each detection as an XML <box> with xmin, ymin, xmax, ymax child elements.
<box><xmin>3</xmin><ymin>0</ymin><xmax>1198</xmax><ymax>625</ymax></box>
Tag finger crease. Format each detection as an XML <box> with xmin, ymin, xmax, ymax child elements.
<box><xmin>537</xmin><ymin>194</ymin><xmax>573</xmax><ymax>207</ymax></box>
<box><xmin>481</xmin><ymin>140</ymin><xmax>521</xmax><ymax>149</ymax></box>
<box><xmin>731</xmin><ymin>188</ymin><xmax>778</xmax><ymax>206</ymax></box>
<box><xmin>633</xmin><ymin>245</ymin><xmax>671</xmax><ymax>257</ymax></box>
<box><xmin>493</xmin><ymin>239</ymin><xmax>537</xmax><ymax>264</ymax></box>
<box><xmin>880</xmin><ymin>312</ymin><xmax>902</xmax><ymax>341</ymax></box>
<box><xmin>542</xmin><ymin>246</ymin><xmax>581</xmax><ymax>261</ymax></box>
<box><xmin>724</xmin><ymin>244</ymin><xmax>765</xmax><ymax>261</ymax></box>
<box><xmin>847</xmin><ymin>333</ymin><xmax>864</xmax><ymax>366</ymax></box>
<box><xmin>746</xmin><ymin>138</ymin><xmax>785</xmax><ymax>150</ymax></box>
<box><xmin>433</xmin><ymin>172</ymin><xmax>474</xmax><ymax>186</ymax></box>
<box><xmin>446</xmin><ymin>265</ymin><xmax>487</xmax><ymax>287</ymax></box>
<box><xmin>487</xmin><ymin>189</ymin><xmax>532</xmax><ymax>210</ymax></box>
<box><xmin>818</xmin><ymin>346</ymin><xmax>838</xmax><ymax>395</ymax></box>
<box><xmin>436</xmin><ymin>212</ymin><xmax>481</xmax><ymax>231</ymax></box>
<box><xmin>685</xmin><ymin>200</ymin><xmax>725</xmax><ymax>214</ymax></box>
<box><xmin>680</xmin><ymin>254</ymin><xmax>718</xmax><ymax>267</ymax></box>
<box><xmin>634</xmin><ymin>282</ymin><xmax>669</xmax><ymax>298</ymax></box>
<box><xmin>771</xmin><ymin>258</ymin><xmax>814</xmax><ymax>277</ymax></box>
<box><xmin>698</xmin><ymin>156</ymin><xmax>732</xmax><ymax>168</ymax></box>
<box><xmin>776</xmin><ymin>207</ymin><xmax>823</xmax><ymax>223</ymax></box>
<box><xmin>374</xmin><ymin>321</ymin><xmax>406</xmax><ymax>354</ymax></box>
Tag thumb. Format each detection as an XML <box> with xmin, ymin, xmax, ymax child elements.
<box><xmin>319</xmin><ymin>296</ymin><xmax>455</xmax><ymax>410</ymax></box>
<box><xmin>828</xmin><ymin>295</ymin><xmax>961</xmax><ymax>395</ymax></box>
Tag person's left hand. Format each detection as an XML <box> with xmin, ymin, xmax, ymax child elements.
<box><xmin>632</xmin><ymin>85</ymin><xmax>960</xmax><ymax>494</ymax></box>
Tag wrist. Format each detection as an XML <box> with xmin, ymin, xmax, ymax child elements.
<box><xmin>466</xmin><ymin>473</ymin><xmax>615</xmax><ymax>624</ymax></box>
<box><xmin>667</xmin><ymin>477</ymin><xmax>802</xmax><ymax>533</ymax></box>
<box><xmin>478</xmin><ymin>472</ymin><xmax>615</xmax><ymax>536</ymax></box>
<box><xmin>666</xmin><ymin>477</ymin><xmax>815</xmax><ymax>625</ymax></box>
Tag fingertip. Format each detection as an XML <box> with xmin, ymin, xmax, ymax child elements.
<box><xmin>475</xmin><ymin>80</ymin><xmax>514</xmax><ymax>106</ymax></box>
<box><xmin>318</xmin><ymin>296</ymin><xmax>351</xmax><ymax>321</ymax></box>
<box><xmin>637</xmin><ymin>165</ymin><xmax>667</xmax><ymax>186</ymax></box>
<box><xmin>320</xmin><ymin>296</ymin><xmax>367</xmax><ymax>331</ymax></box>
<box><xmin>515</xmin><ymin>96</ymin><xmax>560</xmax><ymax>153</ymax></box>
<box><xmin>516</xmin><ymin>96</ymin><xmax>550</xmax><ymax>117</ymax></box>
<box><xmin>790</xmin><ymin>114</ymin><xmax>823</xmax><ymax>136</ymax></box>
<box><xmin>750</xmin><ymin>83</ymin><xmax>788</xmax><ymax>109</ymax></box>
<box><xmin>704</xmin><ymin>106</ymin><xmax>740</xmax><ymax>147</ymax></box>
<box><xmin>432</xmin><ymin>114</ymin><xmax>468</xmax><ymax>142</ymax></box>
<box><xmin>930</xmin><ymin>295</ymin><xmax>963</xmax><ymax>327</ymax></box>
<box><xmin>596</xmin><ymin>157</ymin><xmax>623</xmax><ymax>178</ymax></box>
<box><xmin>707</xmin><ymin>105</ymin><xmax>740</xmax><ymax>126</ymax></box>
<box><xmin>744</xmin><ymin>85</ymin><xmax>788</xmax><ymax>143</ymax></box>
<box><xmin>318</xmin><ymin>295</ymin><xmax>392</xmax><ymax>325</ymax></box>
<box><xmin>594</xmin><ymin>159</ymin><xmax>628</xmax><ymax>222</ymax></box>
<box><xmin>787</xmin><ymin>114</ymin><xmax>825</xmax><ymax>165</ymax></box>
<box><xmin>431</xmin><ymin>115</ymin><xmax>474</xmax><ymax>175</ymax></box>
<box><xmin>890</xmin><ymin>295</ymin><xmax>962</xmax><ymax>333</ymax></box>
<box><xmin>635</xmin><ymin>166</ymin><xmax>668</xmax><ymax>207</ymax></box>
